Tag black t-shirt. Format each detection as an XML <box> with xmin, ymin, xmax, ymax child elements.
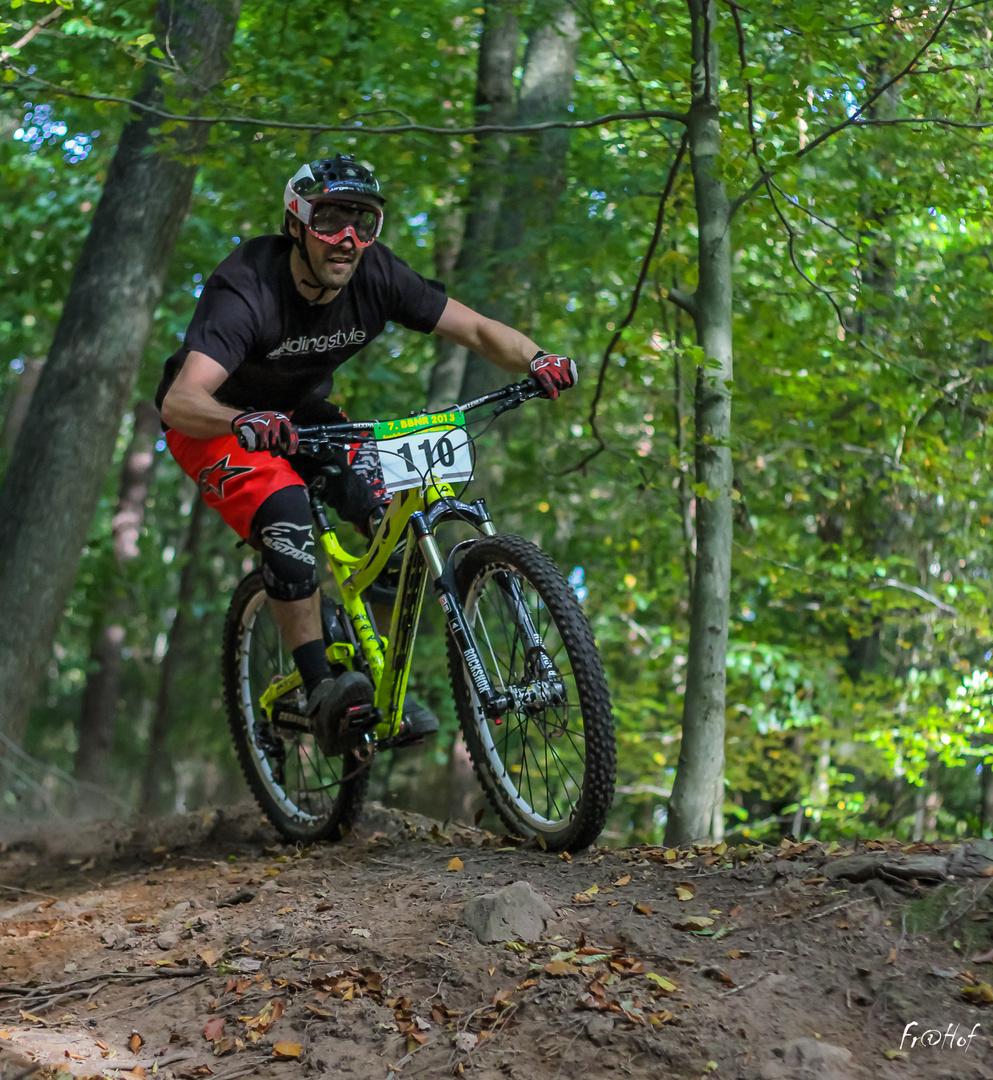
<box><xmin>155</xmin><ymin>235</ymin><xmax>448</xmax><ymax>413</ymax></box>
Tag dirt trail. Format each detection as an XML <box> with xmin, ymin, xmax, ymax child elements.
<box><xmin>1</xmin><ymin>803</ymin><xmax>992</xmax><ymax>1080</ymax></box>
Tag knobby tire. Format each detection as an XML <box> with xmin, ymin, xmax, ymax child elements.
<box><xmin>447</xmin><ymin>534</ymin><xmax>616</xmax><ymax>852</ymax></box>
<box><xmin>222</xmin><ymin>571</ymin><xmax>369</xmax><ymax>843</ymax></box>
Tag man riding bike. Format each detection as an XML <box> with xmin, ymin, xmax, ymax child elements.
<box><xmin>156</xmin><ymin>154</ymin><xmax>577</xmax><ymax>755</ymax></box>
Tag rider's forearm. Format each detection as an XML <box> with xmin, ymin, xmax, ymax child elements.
<box><xmin>160</xmin><ymin>384</ymin><xmax>242</xmax><ymax>439</ymax></box>
<box><xmin>473</xmin><ymin>319</ymin><xmax>540</xmax><ymax>374</ymax></box>
<box><xmin>441</xmin><ymin>315</ymin><xmax>539</xmax><ymax>374</ymax></box>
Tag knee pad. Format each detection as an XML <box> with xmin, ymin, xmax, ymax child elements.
<box><xmin>251</xmin><ymin>487</ymin><xmax>319</xmax><ymax>602</ymax></box>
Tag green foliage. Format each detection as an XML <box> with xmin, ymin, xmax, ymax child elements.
<box><xmin>3</xmin><ymin>0</ymin><xmax>993</xmax><ymax>842</ymax></box>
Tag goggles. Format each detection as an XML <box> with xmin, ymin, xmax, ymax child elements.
<box><xmin>306</xmin><ymin>201</ymin><xmax>382</xmax><ymax>248</ymax></box>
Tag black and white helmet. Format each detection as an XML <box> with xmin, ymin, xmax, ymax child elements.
<box><xmin>283</xmin><ymin>155</ymin><xmax>385</xmax><ymax>232</ymax></box>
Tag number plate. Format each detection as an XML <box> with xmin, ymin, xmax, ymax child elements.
<box><xmin>373</xmin><ymin>411</ymin><xmax>473</xmax><ymax>493</ymax></box>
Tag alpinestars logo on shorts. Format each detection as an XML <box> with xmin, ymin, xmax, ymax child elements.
<box><xmin>267</xmin><ymin>328</ymin><xmax>366</xmax><ymax>359</ymax></box>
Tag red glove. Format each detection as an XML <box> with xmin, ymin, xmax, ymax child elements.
<box><xmin>529</xmin><ymin>351</ymin><xmax>578</xmax><ymax>400</ymax></box>
<box><xmin>232</xmin><ymin>410</ymin><xmax>299</xmax><ymax>455</ymax></box>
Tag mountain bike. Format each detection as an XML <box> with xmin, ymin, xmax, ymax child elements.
<box><xmin>222</xmin><ymin>378</ymin><xmax>616</xmax><ymax>853</ymax></box>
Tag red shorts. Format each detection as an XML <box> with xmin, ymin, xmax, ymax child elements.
<box><xmin>166</xmin><ymin>430</ymin><xmax>305</xmax><ymax>540</ymax></box>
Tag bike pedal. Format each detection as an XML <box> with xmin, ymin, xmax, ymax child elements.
<box><xmin>344</xmin><ymin>704</ymin><xmax>382</xmax><ymax>733</ymax></box>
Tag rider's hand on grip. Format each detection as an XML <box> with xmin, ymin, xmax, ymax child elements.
<box><xmin>529</xmin><ymin>351</ymin><xmax>578</xmax><ymax>400</ymax></box>
<box><xmin>232</xmin><ymin>410</ymin><xmax>299</xmax><ymax>455</ymax></box>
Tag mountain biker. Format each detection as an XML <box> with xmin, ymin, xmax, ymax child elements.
<box><xmin>155</xmin><ymin>153</ymin><xmax>577</xmax><ymax>754</ymax></box>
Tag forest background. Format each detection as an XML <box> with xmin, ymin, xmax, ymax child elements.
<box><xmin>2</xmin><ymin>0</ymin><xmax>993</xmax><ymax>848</ymax></box>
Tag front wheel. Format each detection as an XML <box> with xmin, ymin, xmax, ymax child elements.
<box><xmin>222</xmin><ymin>571</ymin><xmax>369</xmax><ymax>843</ymax></box>
<box><xmin>448</xmin><ymin>535</ymin><xmax>616</xmax><ymax>852</ymax></box>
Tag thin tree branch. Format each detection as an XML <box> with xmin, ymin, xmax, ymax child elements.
<box><xmin>560</xmin><ymin>131</ymin><xmax>690</xmax><ymax>475</ymax></box>
<box><xmin>0</xmin><ymin>8</ymin><xmax>65</xmax><ymax>65</ymax></box>
<box><xmin>729</xmin><ymin>0</ymin><xmax>958</xmax><ymax>217</ymax></box>
<box><xmin>764</xmin><ymin>182</ymin><xmax>847</xmax><ymax>325</ymax></box>
<box><xmin>851</xmin><ymin>115</ymin><xmax>993</xmax><ymax>130</ymax></box>
<box><xmin>0</xmin><ymin>64</ymin><xmax>688</xmax><ymax>133</ymax></box>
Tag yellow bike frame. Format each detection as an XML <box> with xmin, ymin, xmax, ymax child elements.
<box><xmin>258</xmin><ymin>481</ymin><xmax>465</xmax><ymax>741</ymax></box>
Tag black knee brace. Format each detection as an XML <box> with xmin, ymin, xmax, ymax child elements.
<box><xmin>250</xmin><ymin>487</ymin><xmax>319</xmax><ymax>602</ymax></box>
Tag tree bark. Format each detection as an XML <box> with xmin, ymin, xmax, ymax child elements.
<box><xmin>665</xmin><ymin>0</ymin><xmax>733</xmax><ymax>845</ymax></box>
<box><xmin>1</xmin><ymin>357</ymin><xmax>44</xmax><ymax>457</ymax></box>
<box><xmin>427</xmin><ymin>0</ymin><xmax>520</xmax><ymax>410</ymax></box>
<box><xmin>458</xmin><ymin>3</ymin><xmax>580</xmax><ymax>401</ymax></box>
<box><xmin>139</xmin><ymin>496</ymin><xmax>206</xmax><ymax>816</ymax></box>
<box><xmin>75</xmin><ymin>401</ymin><xmax>160</xmax><ymax>790</ymax></box>
<box><xmin>0</xmin><ymin>0</ymin><xmax>239</xmax><ymax>762</ymax></box>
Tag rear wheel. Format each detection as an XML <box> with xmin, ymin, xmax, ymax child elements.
<box><xmin>222</xmin><ymin>571</ymin><xmax>369</xmax><ymax>843</ymax></box>
<box><xmin>448</xmin><ymin>535</ymin><xmax>616</xmax><ymax>852</ymax></box>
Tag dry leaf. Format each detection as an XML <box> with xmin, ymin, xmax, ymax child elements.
<box><xmin>129</xmin><ymin>1032</ymin><xmax>144</xmax><ymax>1054</ymax></box>
<box><xmin>614</xmin><ymin>875</ymin><xmax>631</xmax><ymax>887</ymax></box>
<box><xmin>883</xmin><ymin>1049</ymin><xmax>909</xmax><ymax>1060</ymax></box>
<box><xmin>272</xmin><ymin>1041</ymin><xmax>302</xmax><ymax>1059</ymax></box>
<box><xmin>447</xmin><ymin>857</ymin><xmax>464</xmax><ymax>872</ymax></box>
<box><xmin>198</xmin><ymin>949</ymin><xmax>216</xmax><ymax>967</ymax></box>
<box><xmin>544</xmin><ymin>960</ymin><xmax>580</xmax><ymax>976</ymax></box>
<box><xmin>673</xmin><ymin>917</ymin><xmax>714</xmax><ymax>932</ymax></box>
<box><xmin>634</xmin><ymin>903</ymin><xmax>653</xmax><ymax>916</ymax></box>
<box><xmin>454</xmin><ymin>1031</ymin><xmax>478</xmax><ymax>1052</ymax></box>
<box><xmin>973</xmin><ymin>948</ymin><xmax>993</xmax><ymax>964</ymax></box>
<box><xmin>886</xmin><ymin>949</ymin><xmax>898</xmax><ymax>964</ymax></box>
<box><xmin>204</xmin><ymin>1018</ymin><xmax>226</xmax><ymax>1042</ymax></box>
<box><xmin>645</xmin><ymin>973</ymin><xmax>678</xmax><ymax>993</ymax></box>
<box><xmin>675</xmin><ymin>882</ymin><xmax>695</xmax><ymax>902</ymax></box>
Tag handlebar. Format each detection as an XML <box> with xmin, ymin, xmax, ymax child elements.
<box><xmin>293</xmin><ymin>377</ymin><xmax>543</xmax><ymax>456</ymax></box>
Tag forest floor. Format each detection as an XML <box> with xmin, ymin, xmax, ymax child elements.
<box><xmin>2</xmin><ymin>803</ymin><xmax>993</xmax><ymax>1080</ymax></box>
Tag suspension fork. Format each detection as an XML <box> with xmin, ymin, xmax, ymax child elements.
<box><xmin>409</xmin><ymin>509</ymin><xmax>513</xmax><ymax>719</ymax></box>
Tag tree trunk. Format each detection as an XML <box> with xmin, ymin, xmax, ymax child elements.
<box><xmin>139</xmin><ymin>497</ymin><xmax>206</xmax><ymax>816</ymax></box>
<box><xmin>428</xmin><ymin>0</ymin><xmax>520</xmax><ymax>410</ymax></box>
<box><xmin>1</xmin><ymin>357</ymin><xmax>44</xmax><ymax>457</ymax></box>
<box><xmin>0</xmin><ymin>0</ymin><xmax>239</xmax><ymax>762</ymax></box>
<box><xmin>459</xmin><ymin>3</ymin><xmax>580</xmax><ymax>401</ymax></box>
<box><xmin>75</xmin><ymin>401</ymin><xmax>160</xmax><ymax>790</ymax></box>
<box><xmin>665</xmin><ymin>0</ymin><xmax>733</xmax><ymax>845</ymax></box>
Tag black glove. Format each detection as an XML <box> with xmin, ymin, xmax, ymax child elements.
<box><xmin>231</xmin><ymin>410</ymin><xmax>299</xmax><ymax>455</ymax></box>
<box><xmin>529</xmin><ymin>351</ymin><xmax>578</xmax><ymax>400</ymax></box>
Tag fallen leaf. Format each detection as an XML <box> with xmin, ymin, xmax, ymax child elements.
<box><xmin>447</xmin><ymin>857</ymin><xmax>464</xmax><ymax>872</ymax></box>
<box><xmin>962</xmin><ymin>981</ymin><xmax>993</xmax><ymax>1003</ymax></box>
<box><xmin>726</xmin><ymin>949</ymin><xmax>747</xmax><ymax>960</ymax></box>
<box><xmin>883</xmin><ymin>1049</ymin><xmax>909</xmax><ymax>1060</ymax></box>
<box><xmin>350</xmin><ymin>928</ymin><xmax>371</xmax><ymax>938</ymax></box>
<box><xmin>272</xmin><ymin>1041</ymin><xmax>302</xmax><ymax>1059</ymax></box>
<box><xmin>544</xmin><ymin>960</ymin><xmax>580</xmax><ymax>976</ymax></box>
<box><xmin>204</xmin><ymin>1018</ymin><xmax>226</xmax><ymax>1042</ymax></box>
<box><xmin>673</xmin><ymin>917</ymin><xmax>714</xmax><ymax>932</ymax></box>
<box><xmin>614</xmin><ymin>875</ymin><xmax>631</xmax><ymax>887</ymax></box>
<box><xmin>454</xmin><ymin>1031</ymin><xmax>478</xmax><ymax>1052</ymax></box>
<box><xmin>728</xmin><ymin>905</ymin><xmax>742</xmax><ymax>918</ymax></box>
<box><xmin>198</xmin><ymin>949</ymin><xmax>216</xmax><ymax>967</ymax></box>
<box><xmin>675</xmin><ymin>882</ymin><xmax>695</xmax><ymax>902</ymax></box>
<box><xmin>129</xmin><ymin>1032</ymin><xmax>144</xmax><ymax>1054</ymax></box>
<box><xmin>634</xmin><ymin>903</ymin><xmax>653</xmax><ymax>916</ymax></box>
<box><xmin>973</xmin><ymin>948</ymin><xmax>993</xmax><ymax>964</ymax></box>
<box><xmin>18</xmin><ymin>1011</ymin><xmax>46</xmax><ymax>1024</ymax></box>
<box><xmin>886</xmin><ymin>949</ymin><xmax>898</xmax><ymax>964</ymax></box>
<box><xmin>645</xmin><ymin>973</ymin><xmax>678</xmax><ymax>993</ymax></box>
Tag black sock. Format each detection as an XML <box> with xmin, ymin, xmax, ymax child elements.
<box><xmin>292</xmin><ymin>639</ymin><xmax>332</xmax><ymax>695</ymax></box>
